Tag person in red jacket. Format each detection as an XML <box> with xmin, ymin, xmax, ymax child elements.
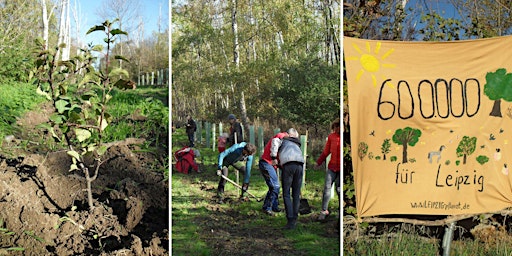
<box><xmin>314</xmin><ymin>118</ymin><xmax>340</xmax><ymax>220</ymax></box>
<box><xmin>174</xmin><ymin>146</ymin><xmax>200</xmax><ymax>174</ymax></box>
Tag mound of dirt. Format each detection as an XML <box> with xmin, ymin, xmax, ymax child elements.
<box><xmin>0</xmin><ymin>144</ymin><xmax>168</xmax><ymax>255</ymax></box>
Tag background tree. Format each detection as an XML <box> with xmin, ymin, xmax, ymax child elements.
<box><xmin>172</xmin><ymin>0</ymin><xmax>340</xmax><ymax>131</ymax></box>
<box><xmin>392</xmin><ymin>127</ymin><xmax>421</xmax><ymax>164</ymax></box>
<box><xmin>456</xmin><ymin>136</ymin><xmax>477</xmax><ymax>165</ymax></box>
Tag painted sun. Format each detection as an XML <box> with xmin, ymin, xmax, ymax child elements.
<box><xmin>347</xmin><ymin>41</ymin><xmax>396</xmax><ymax>87</ymax></box>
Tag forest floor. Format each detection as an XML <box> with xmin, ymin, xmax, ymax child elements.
<box><xmin>0</xmin><ymin>102</ymin><xmax>169</xmax><ymax>255</ymax></box>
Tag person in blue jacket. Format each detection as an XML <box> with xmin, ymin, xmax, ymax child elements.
<box><xmin>216</xmin><ymin>142</ymin><xmax>257</xmax><ymax>202</ymax></box>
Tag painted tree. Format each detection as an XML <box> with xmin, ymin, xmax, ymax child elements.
<box><xmin>484</xmin><ymin>68</ymin><xmax>512</xmax><ymax>117</ymax></box>
<box><xmin>358</xmin><ymin>142</ymin><xmax>368</xmax><ymax>161</ymax></box>
<box><xmin>456</xmin><ymin>136</ymin><xmax>477</xmax><ymax>164</ymax></box>
<box><xmin>381</xmin><ymin>138</ymin><xmax>391</xmax><ymax>160</ymax></box>
<box><xmin>392</xmin><ymin>127</ymin><xmax>422</xmax><ymax>163</ymax></box>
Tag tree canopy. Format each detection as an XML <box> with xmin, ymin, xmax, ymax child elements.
<box><xmin>172</xmin><ymin>0</ymin><xmax>340</xmax><ymax>129</ymax></box>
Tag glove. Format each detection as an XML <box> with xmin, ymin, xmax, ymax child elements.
<box><xmin>217</xmin><ymin>169</ymin><xmax>222</xmax><ymax>176</ymax></box>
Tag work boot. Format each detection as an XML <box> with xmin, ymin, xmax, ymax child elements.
<box><xmin>240</xmin><ymin>183</ymin><xmax>249</xmax><ymax>198</ymax></box>
<box><xmin>283</xmin><ymin>219</ymin><xmax>297</xmax><ymax>230</ymax></box>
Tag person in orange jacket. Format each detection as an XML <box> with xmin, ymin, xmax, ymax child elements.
<box><xmin>314</xmin><ymin>118</ymin><xmax>340</xmax><ymax>220</ymax></box>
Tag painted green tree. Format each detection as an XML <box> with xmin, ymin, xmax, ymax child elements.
<box><xmin>484</xmin><ymin>68</ymin><xmax>512</xmax><ymax>117</ymax></box>
<box><xmin>381</xmin><ymin>138</ymin><xmax>391</xmax><ymax>160</ymax></box>
<box><xmin>392</xmin><ymin>127</ymin><xmax>422</xmax><ymax>163</ymax></box>
<box><xmin>358</xmin><ymin>142</ymin><xmax>368</xmax><ymax>161</ymax></box>
<box><xmin>456</xmin><ymin>136</ymin><xmax>477</xmax><ymax>164</ymax></box>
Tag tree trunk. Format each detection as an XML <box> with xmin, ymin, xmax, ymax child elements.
<box><xmin>231</xmin><ymin>0</ymin><xmax>249</xmax><ymax>131</ymax></box>
<box><xmin>490</xmin><ymin>99</ymin><xmax>502</xmax><ymax>117</ymax></box>
<box><xmin>41</xmin><ymin>0</ymin><xmax>49</xmax><ymax>49</ymax></box>
<box><xmin>402</xmin><ymin>143</ymin><xmax>408</xmax><ymax>163</ymax></box>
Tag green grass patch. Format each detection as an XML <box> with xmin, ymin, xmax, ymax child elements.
<box><xmin>0</xmin><ymin>82</ymin><xmax>46</xmax><ymax>138</ymax></box>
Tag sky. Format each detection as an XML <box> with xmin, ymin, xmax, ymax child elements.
<box><xmin>76</xmin><ymin>0</ymin><xmax>169</xmax><ymax>46</ymax></box>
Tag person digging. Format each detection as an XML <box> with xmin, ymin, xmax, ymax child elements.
<box><xmin>216</xmin><ymin>142</ymin><xmax>257</xmax><ymax>203</ymax></box>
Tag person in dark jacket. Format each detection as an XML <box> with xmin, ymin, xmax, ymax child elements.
<box><xmin>185</xmin><ymin>115</ymin><xmax>197</xmax><ymax>147</ymax></box>
<box><xmin>278</xmin><ymin>128</ymin><xmax>305</xmax><ymax>230</ymax></box>
<box><xmin>227</xmin><ymin>114</ymin><xmax>243</xmax><ymax>146</ymax></box>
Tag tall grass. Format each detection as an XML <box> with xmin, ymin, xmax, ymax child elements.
<box><xmin>0</xmin><ymin>82</ymin><xmax>46</xmax><ymax>139</ymax></box>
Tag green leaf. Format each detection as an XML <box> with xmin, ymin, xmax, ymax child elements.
<box><xmin>86</xmin><ymin>25</ymin><xmax>105</xmax><ymax>35</ymax></box>
<box><xmin>91</xmin><ymin>44</ymin><xmax>104</xmax><ymax>52</ymax></box>
<box><xmin>55</xmin><ymin>99</ymin><xmax>69</xmax><ymax>114</ymax></box>
<box><xmin>36</xmin><ymin>87</ymin><xmax>51</xmax><ymax>100</ymax></box>
<box><xmin>97</xmin><ymin>145</ymin><xmax>108</xmax><ymax>156</ymax></box>
<box><xmin>69</xmin><ymin>164</ymin><xmax>78</xmax><ymax>172</ymax></box>
<box><xmin>109</xmin><ymin>68</ymin><xmax>129</xmax><ymax>79</ymax></box>
<box><xmin>98</xmin><ymin>117</ymin><xmax>108</xmax><ymax>131</ymax></box>
<box><xmin>114</xmin><ymin>55</ymin><xmax>130</xmax><ymax>63</ymax></box>
<box><xmin>75</xmin><ymin>128</ymin><xmax>91</xmax><ymax>142</ymax></box>
<box><xmin>67</xmin><ymin>150</ymin><xmax>81</xmax><ymax>161</ymax></box>
<box><xmin>111</xmin><ymin>29</ymin><xmax>128</xmax><ymax>36</ymax></box>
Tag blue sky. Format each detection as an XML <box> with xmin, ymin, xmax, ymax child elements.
<box><xmin>76</xmin><ymin>0</ymin><xmax>169</xmax><ymax>46</ymax></box>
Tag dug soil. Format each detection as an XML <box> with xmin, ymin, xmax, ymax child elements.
<box><xmin>0</xmin><ymin>105</ymin><xmax>168</xmax><ymax>255</ymax></box>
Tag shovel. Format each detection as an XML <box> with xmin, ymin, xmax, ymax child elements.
<box><xmin>219</xmin><ymin>173</ymin><xmax>263</xmax><ymax>202</ymax></box>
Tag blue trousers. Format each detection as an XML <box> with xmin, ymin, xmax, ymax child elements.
<box><xmin>187</xmin><ymin>132</ymin><xmax>195</xmax><ymax>147</ymax></box>
<box><xmin>281</xmin><ymin>162</ymin><xmax>303</xmax><ymax>222</ymax></box>
<box><xmin>259</xmin><ymin>160</ymin><xmax>280</xmax><ymax>211</ymax></box>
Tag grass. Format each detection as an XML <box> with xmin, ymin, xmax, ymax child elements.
<box><xmin>171</xmin><ymin>128</ymin><xmax>341</xmax><ymax>255</ymax></box>
<box><xmin>0</xmin><ymin>82</ymin><xmax>47</xmax><ymax>139</ymax></box>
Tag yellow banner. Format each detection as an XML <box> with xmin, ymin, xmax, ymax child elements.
<box><xmin>344</xmin><ymin>36</ymin><xmax>512</xmax><ymax>217</ymax></box>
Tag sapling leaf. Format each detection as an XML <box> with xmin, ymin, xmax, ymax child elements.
<box><xmin>75</xmin><ymin>128</ymin><xmax>91</xmax><ymax>142</ymax></box>
<box><xmin>55</xmin><ymin>99</ymin><xmax>69</xmax><ymax>114</ymax></box>
<box><xmin>98</xmin><ymin>117</ymin><xmax>108</xmax><ymax>131</ymax></box>
<box><xmin>111</xmin><ymin>29</ymin><xmax>128</xmax><ymax>36</ymax></box>
<box><xmin>114</xmin><ymin>55</ymin><xmax>130</xmax><ymax>63</ymax></box>
<box><xmin>69</xmin><ymin>164</ymin><xmax>78</xmax><ymax>172</ymax></box>
<box><xmin>67</xmin><ymin>150</ymin><xmax>81</xmax><ymax>161</ymax></box>
<box><xmin>86</xmin><ymin>25</ymin><xmax>105</xmax><ymax>35</ymax></box>
<box><xmin>97</xmin><ymin>145</ymin><xmax>108</xmax><ymax>156</ymax></box>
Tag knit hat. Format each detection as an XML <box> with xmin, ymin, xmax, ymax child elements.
<box><xmin>228</xmin><ymin>114</ymin><xmax>236</xmax><ymax>120</ymax></box>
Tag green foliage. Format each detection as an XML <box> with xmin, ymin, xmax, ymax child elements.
<box><xmin>381</xmin><ymin>138</ymin><xmax>391</xmax><ymax>159</ymax></box>
<box><xmin>0</xmin><ymin>82</ymin><xmax>46</xmax><ymax>138</ymax></box>
<box><xmin>277</xmin><ymin>58</ymin><xmax>340</xmax><ymax>128</ymax></box>
<box><xmin>476</xmin><ymin>155</ymin><xmax>489</xmax><ymax>165</ymax></box>
<box><xmin>392</xmin><ymin>127</ymin><xmax>422</xmax><ymax>146</ymax></box>
<box><xmin>456</xmin><ymin>136</ymin><xmax>477</xmax><ymax>164</ymax></box>
<box><xmin>358</xmin><ymin>142</ymin><xmax>368</xmax><ymax>161</ymax></box>
<box><xmin>484</xmin><ymin>68</ymin><xmax>512</xmax><ymax>101</ymax></box>
<box><xmin>419</xmin><ymin>12</ymin><xmax>463</xmax><ymax>41</ymax></box>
